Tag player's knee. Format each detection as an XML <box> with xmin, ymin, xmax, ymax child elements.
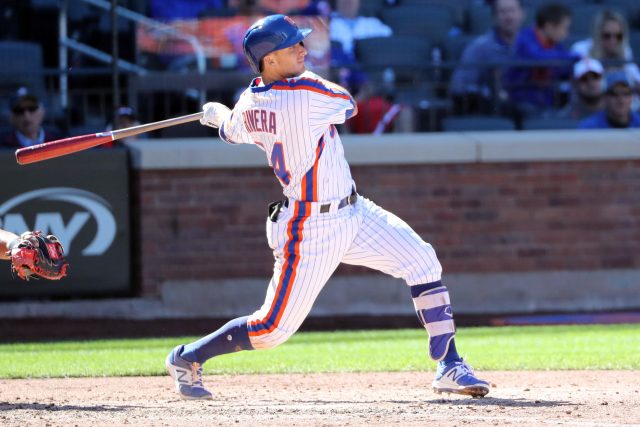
<box><xmin>404</xmin><ymin>244</ymin><xmax>442</xmax><ymax>284</ymax></box>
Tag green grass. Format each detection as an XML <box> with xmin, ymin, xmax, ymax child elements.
<box><xmin>0</xmin><ymin>324</ymin><xmax>637</xmax><ymax>379</ymax></box>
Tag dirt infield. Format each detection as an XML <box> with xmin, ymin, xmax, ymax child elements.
<box><xmin>1</xmin><ymin>371</ymin><xmax>639</xmax><ymax>426</ymax></box>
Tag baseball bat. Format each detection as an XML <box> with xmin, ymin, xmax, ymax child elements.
<box><xmin>15</xmin><ymin>111</ymin><xmax>204</xmax><ymax>165</ymax></box>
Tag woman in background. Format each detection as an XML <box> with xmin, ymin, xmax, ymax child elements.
<box><xmin>571</xmin><ymin>9</ymin><xmax>640</xmax><ymax>107</ymax></box>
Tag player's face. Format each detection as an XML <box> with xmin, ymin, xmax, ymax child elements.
<box><xmin>267</xmin><ymin>42</ymin><xmax>308</xmax><ymax>80</ymax></box>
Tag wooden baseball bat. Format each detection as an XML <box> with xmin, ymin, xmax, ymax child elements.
<box><xmin>15</xmin><ymin>111</ymin><xmax>204</xmax><ymax>165</ymax></box>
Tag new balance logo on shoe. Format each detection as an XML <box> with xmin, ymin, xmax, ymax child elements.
<box><xmin>176</xmin><ymin>369</ymin><xmax>189</xmax><ymax>384</ymax></box>
<box><xmin>446</xmin><ymin>368</ymin><xmax>464</xmax><ymax>382</ymax></box>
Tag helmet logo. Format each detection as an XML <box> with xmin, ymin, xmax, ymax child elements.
<box><xmin>284</xmin><ymin>16</ymin><xmax>298</xmax><ymax>28</ymax></box>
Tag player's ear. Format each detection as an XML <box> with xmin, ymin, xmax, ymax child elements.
<box><xmin>263</xmin><ymin>52</ymin><xmax>276</xmax><ymax>67</ymax></box>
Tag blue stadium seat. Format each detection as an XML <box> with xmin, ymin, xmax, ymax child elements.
<box><xmin>398</xmin><ymin>0</ymin><xmax>470</xmax><ymax>28</ymax></box>
<box><xmin>630</xmin><ymin>30</ymin><xmax>640</xmax><ymax>55</ymax></box>
<box><xmin>0</xmin><ymin>41</ymin><xmax>46</xmax><ymax>100</ymax></box>
<box><xmin>467</xmin><ymin>3</ymin><xmax>493</xmax><ymax>35</ymax></box>
<box><xmin>359</xmin><ymin>0</ymin><xmax>388</xmax><ymax>17</ymax></box>
<box><xmin>381</xmin><ymin>6</ymin><xmax>454</xmax><ymax>46</ymax></box>
<box><xmin>442</xmin><ymin>34</ymin><xmax>477</xmax><ymax>62</ymax></box>
<box><xmin>355</xmin><ymin>36</ymin><xmax>432</xmax><ymax>68</ymax></box>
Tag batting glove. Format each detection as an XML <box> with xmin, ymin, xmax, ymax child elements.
<box><xmin>200</xmin><ymin>102</ymin><xmax>231</xmax><ymax>129</ymax></box>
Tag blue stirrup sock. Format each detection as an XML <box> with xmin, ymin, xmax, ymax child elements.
<box><xmin>410</xmin><ymin>281</ymin><xmax>461</xmax><ymax>362</ymax></box>
<box><xmin>180</xmin><ymin>316</ymin><xmax>254</xmax><ymax>364</ymax></box>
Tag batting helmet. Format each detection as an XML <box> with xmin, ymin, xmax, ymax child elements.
<box><xmin>243</xmin><ymin>14</ymin><xmax>312</xmax><ymax>74</ymax></box>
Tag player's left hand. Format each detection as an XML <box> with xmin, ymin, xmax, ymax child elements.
<box><xmin>9</xmin><ymin>231</ymin><xmax>69</xmax><ymax>281</ymax></box>
<box><xmin>200</xmin><ymin>102</ymin><xmax>231</xmax><ymax>129</ymax></box>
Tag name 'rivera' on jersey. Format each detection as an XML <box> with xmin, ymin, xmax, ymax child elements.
<box><xmin>243</xmin><ymin>109</ymin><xmax>277</xmax><ymax>135</ymax></box>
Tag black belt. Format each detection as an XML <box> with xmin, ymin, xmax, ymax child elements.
<box><xmin>320</xmin><ymin>190</ymin><xmax>357</xmax><ymax>213</ymax></box>
<box><xmin>284</xmin><ymin>189</ymin><xmax>357</xmax><ymax>213</ymax></box>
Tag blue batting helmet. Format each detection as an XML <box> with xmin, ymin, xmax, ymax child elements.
<box><xmin>243</xmin><ymin>14</ymin><xmax>312</xmax><ymax>74</ymax></box>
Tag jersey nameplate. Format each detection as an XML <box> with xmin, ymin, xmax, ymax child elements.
<box><xmin>243</xmin><ymin>109</ymin><xmax>277</xmax><ymax>135</ymax></box>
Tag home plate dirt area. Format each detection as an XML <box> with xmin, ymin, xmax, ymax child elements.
<box><xmin>1</xmin><ymin>371</ymin><xmax>638</xmax><ymax>426</ymax></box>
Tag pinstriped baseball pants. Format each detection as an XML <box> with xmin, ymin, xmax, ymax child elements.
<box><xmin>247</xmin><ymin>196</ymin><xmax>442</xmax><ymax>349</ymax></box>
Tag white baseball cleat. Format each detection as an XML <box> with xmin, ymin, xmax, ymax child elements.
<box><xmin>165</xmin><ymin>345</ymin><xmax>213</xmax><ymax>400</ymax></box>
<box><xmin>432</xmin><ymin>359</ymin><xmax>490</xmax><ymax>398</ymax></box>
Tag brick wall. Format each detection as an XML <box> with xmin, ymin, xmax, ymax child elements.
<box><xmin>134</xmin><ymin>160</ymin><xmax>640</xmax><ymax>295</ymax></box>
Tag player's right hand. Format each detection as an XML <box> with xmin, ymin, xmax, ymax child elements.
<box><xmin>200</xmin><ymin>102</ymin><xmax>231</xmax><ymax>129</ymax></box>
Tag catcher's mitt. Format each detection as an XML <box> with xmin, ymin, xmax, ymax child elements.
<box><xmin>9</xmin><ymin>231</ymin><xmax>68</xmax><ymax>281</ymax></box>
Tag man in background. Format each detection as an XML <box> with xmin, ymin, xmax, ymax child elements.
<box><xmin>450</xmin><ymin>0</ymin><xmax>524</xmax><ymax>114</ymax></box>
<box><xmin>557</xmin><ymin>58</ymin><xmax>604</xmax><ymax>120</ymax></box>
<box><xmin>0</xmin><ymin>88</ymin><xmax>62</xmax><ymax>149</ymax></box>
<box><xmin>104</xmin><ymin>105</ymin><xmax>145</xmax><ymax>146</ymax></box>
<box><xmin>579</xmin><ymin>71</ymin><xmax>640</xmax><ymax>128</ymax></box>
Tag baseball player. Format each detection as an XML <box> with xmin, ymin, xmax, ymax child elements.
<box><xmin>166</xmin><ymin>14</ymin><xmax>490</xmax><ymax>400</ymax></box>
<box><xmin>0</xmin><ymin>228</ymin><xmax>68</xmax><ymax>280</ymax></box>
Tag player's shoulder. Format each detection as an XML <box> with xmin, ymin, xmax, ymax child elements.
<box><xmin>272</xmin><ymin>71</ymin><xmax>351</xmax><ymax>100</ymax></box>
<box><xmin>290</xmin><ymin>71</ymin><xmax>330</xmax><ymax>90</ymax></box>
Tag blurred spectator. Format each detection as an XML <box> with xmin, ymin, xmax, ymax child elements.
<box><xmin>570</xmin><ymin>10</ymin><xmax>640</xmax><ymax>108</ymax></box>
<box><xmin>104</xmin><ymin>106</ymin><xmax>145</xmax><ymax>146</ymax></box>
<box><xmin>329</xmin><ymin>0</ymin><xmax>392</xmax><ymax>66</ymax></box>
<box><xmin>557</xmin><ymin>58</ymin><xmax>604</xmax><ymax>120</ymax></box>
<box><xmin>502</xmin><ymin>3</ymin><xmax>577</xmax><ymax>117</ymax></box>
<box><xmin>578</xmin><ymin>71</ymin><xmax>640</xmax><ymax>129</ymax></box>
<box><xmin>450</xmin><ymin>0</ymin><xmax>525</xmax><ymax>114</ymax></box>
<box><xmin>149</xmin><ymin>0</ymin><xmax>226</xmax><ymax>21</ymax></box>
<box><xmin>259</xmin><ymin>0</ymin><xmax>330</xmax><ymax>16</ymax></box>
<box><xmin>347</xmin><ymin>78</ymin><xmax>414</xmax><ymax>134</ymax></box>
<box><xmin>0</xmin><ymin>88</ymin><xmax>62</xmax><ymax>149</ymax></box>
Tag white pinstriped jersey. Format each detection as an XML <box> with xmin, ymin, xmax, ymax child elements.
<box><xmin>219</xmin><ymin>70</ymin><xmax>356</xmax><ymax>202</ymax></box>
<box><xmin>217</xmin><ymin>70</ymin><xmax>442</xmax><ymax>349</ymax></box>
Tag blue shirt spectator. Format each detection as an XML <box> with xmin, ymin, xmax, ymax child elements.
<box><xmin>259</xmin><ymin>0</ymin><xmax>330</xmax><ymax>16</ymax></box>
<box><xmin>502</xmin><ymin>3</ymin><xmax>577</xmax><ymax>115</ymax></box>
<box><xmin>450</xmin><ymin>0</ymin><xmax>524</xmax><ymax>102</ymax></box>
<box><xmin>579</xmin><ymin>71</ymin><xmax>640</xmax><ymax>129</ymax></box>
<box><xmin>578</xmin><ymin>110</ymin><xmax>640</xmax><ymax>128</ymax></box>
<box><xmin>150</xmin><ymin>0</ymin><xmax>225</xmax><ymax>21</ymax></box>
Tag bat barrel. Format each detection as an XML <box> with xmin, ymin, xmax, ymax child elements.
<box><xmin>15</xmin><ymin>111</ymin><xmax>204</xmax><ymax>165</ymax></box>
<box><xmin>15</xmin><ymin>133</ymin><xmax>114</xmax><ymax>165</ymax></box>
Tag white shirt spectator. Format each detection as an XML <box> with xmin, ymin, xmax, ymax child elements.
<box><xmin>329</xmin><ymin>14</ymin><xmax>392</xmax><ymax>58</ymax></box>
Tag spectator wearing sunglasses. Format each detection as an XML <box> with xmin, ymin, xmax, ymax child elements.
<box><xmin>578</xmin><ymin>71</ymin><xmax>640</xmax><ymax>129</ymax></box>
<box><xmin>557</xmin><ymin>58</ymin><xmax>604</xmax><ymax>120</ymax></box>
<box><xmin>570</xmin><ymin>9</ymin><xmax>640</xmax><ymax>106</ymax></box>
<box><xmin>0</xmin><ymin>88</ymin><xmax>63</xmax><ymax>149</ymax></box>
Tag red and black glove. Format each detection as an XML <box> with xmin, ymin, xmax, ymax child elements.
<box><xmin>8</xmin><ymin>231</ymin><xmax>69</xmax><ymax>281</ymax></box>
